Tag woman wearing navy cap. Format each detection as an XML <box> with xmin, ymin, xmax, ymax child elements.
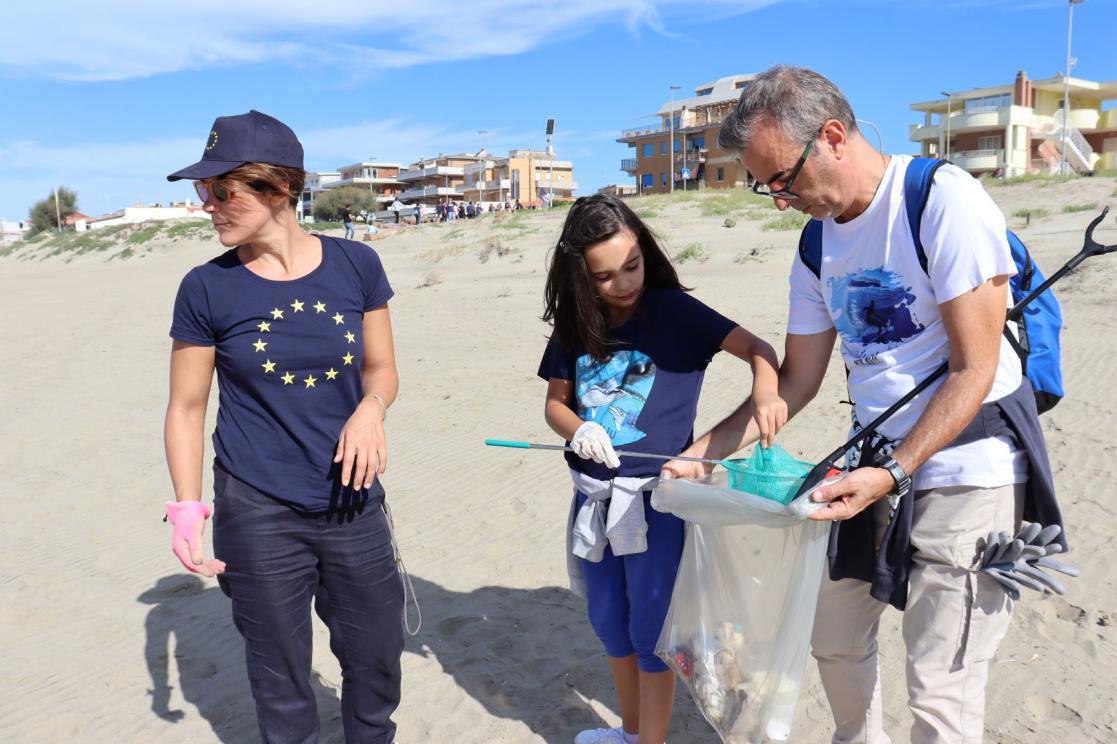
<box><xmin>163</xmin><ymin>110</ymin><xmax>404</xmax><ymax>744</ymax></box>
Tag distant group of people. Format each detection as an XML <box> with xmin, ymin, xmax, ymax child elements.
<box><xmin>431</xmin><ymin>199</ymin><xmax>524</xmax><ymax>222</ymax></box>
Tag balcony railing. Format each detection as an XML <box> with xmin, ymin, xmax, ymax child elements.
<box><xmin>621</xmin><ymin>158</ymin><xmax>638</xmax><ymax>173</ymax></box>
<box><xmin>398</xmin><ymin>185</ymin><xmax>464</xmax><ymax>199</ymax></box>
<box><xmin>620</xmin><ymin>125</ymin><xmax>667</xmax><ymax>139</ymax></box>
<box><xmin>397</xmin><ymin>165</ymin><xmax>465</xmax><ymax>182</ymax></box>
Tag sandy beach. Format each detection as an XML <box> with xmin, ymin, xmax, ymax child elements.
<box><xmin>2</xmin><ymin>176</ymin><xmax>1116</xmax><ymax>743</ymax></box>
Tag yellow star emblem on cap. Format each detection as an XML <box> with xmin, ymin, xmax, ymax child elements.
<box><xmin>325</xmin><ymin>368</ymin><xmax>339</xmax><ymax>380</ymax></box>
<box><xmin>281</xmin><ymin>372</ymin><xmax>295</xmax><ymax>385</ymax></box>
<box><xmin>303</xmin><ymin>374</ymin><xmax>317</xmax><ymax>388</ymax></box>
<box><xmin>342</xmin><ymin>352</ymin><xmax>354</xmax><ymax>366</ymax></box>
<box><xmin>291</xmin><ymin>299</ymin><xmax>305</xmax><ymax>312</ymax></box>
<box><xmin>332</xmin><ymin>312</ymin><xmax>345</xmax><ymax>326</ymax></box>
<box><xmin>262</xmin><ymin>359</ymin><xmax>276</xmax><ymax>373</ymax></box>
<box><xmin>344</xmin><ymin>331</ymin><xmax>356</xmax><ymax>344</ymax></box>
<box><xmin>257</xmin><ymin>321</ymin><xmax>271</xmax><ymax>332</ymax></box>
<box><xmin>271</xmin><ymin>308</ymin><xmax>285</xmax><ymax>320</ymax></box>
<box><xmin>253</xmin><ymin>339</ymin><xmax>267</xmax><ymax>352</ymax></box>
<box><xmin>314</xmin><ymin>301</ymin><xmax>327</xmax><ymax>313</ymax></box>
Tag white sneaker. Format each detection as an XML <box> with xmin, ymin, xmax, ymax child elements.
<box><xmin>574</xmin><ymin>726</ymin><xmax>631</xmax><ymax>744</ymax></box>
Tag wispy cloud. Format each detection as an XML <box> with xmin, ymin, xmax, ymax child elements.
<box><xmin>2</xmin><ymin>0</ymin><xmax>778</xmax><ymax>82</ymax></box>
<box><xmin>0</xmin><ymin>116</ymin><xmax>500</xmax><ymax>217</ymax></box>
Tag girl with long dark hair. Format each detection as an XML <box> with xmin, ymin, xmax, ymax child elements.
<box><xmin>538</xmin><ymin>194</ymin><xmax>787</xmax><ymax>744</ymax></box>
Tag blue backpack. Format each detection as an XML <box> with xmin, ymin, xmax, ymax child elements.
<box><xmin>797</xmin><ymin>157</ymin><xmax>1064</xmax><ymax>413</ymax></box>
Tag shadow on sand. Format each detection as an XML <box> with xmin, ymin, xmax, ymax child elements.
<box><xmin>140</xmin><ymin>573</ymin><xmax>712</xmax><ymax>743</ymax></box>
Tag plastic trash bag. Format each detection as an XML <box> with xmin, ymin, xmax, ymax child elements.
<box><xmin>652</xmin><ymin>470</ymin><xmax>838</xmax><ymax>742</ymax></box>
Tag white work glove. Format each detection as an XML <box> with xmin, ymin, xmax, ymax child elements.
<box><xmin>570</xmin><ymin>421</ymin><xmax>621</xmax><ymax>469</ymax></box>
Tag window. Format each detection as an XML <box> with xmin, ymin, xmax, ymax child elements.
<box><xmin>661</xmin><ymin>141</ymin><xmax>667</xmax><ymax>155</ymax></box>
<box><xmin>672</xmin><ymin>116</ymin><xmax>681</xmax><ymax>129</ymax></box>
<box><xmin>661</xmin><ymin>172</ymin><xmax>667</xmax><ymax>186</ymax></box>
<box><xmin>716</xmin><ymin>167</ymin><xmax>725</xmax><ymax>182</ymax></box>
<box><xmin>641</xmin><ymin>173</ymin><xmax>653</xmax><ymax>189</ymax></box>
<box><xmin>735</xmin><ymin>81</ymin><xmax>748</xmax><ymax>90</ymax></box>
<box><xmin>977</xmin><ymin>135</ymin><xmax>1002</xmax><ymax>151</ymax></box>
<box><xmin>697</xmin><ymin>87</ymin><xmax>713</xmax><ymax>96</ymax></box>
<box><xmin>642</xmin><ymin>143</ymin><xmax>654</xmax><ymax>157</ymax></box>
<box><xmin>963</xmin><ymin>93</ymin><xmax>1010</xmax><ymax>114</ymax></box>
<box><xmin>691</xmin><ymin>136</ymin><xmax>705</xmax><ymax>149</ymax></box>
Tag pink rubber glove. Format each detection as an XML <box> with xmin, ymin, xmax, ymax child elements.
<box><xmin>166</xmin><ymin>501</ymin><xmax>226</xmax><ymax>577</ymax></box>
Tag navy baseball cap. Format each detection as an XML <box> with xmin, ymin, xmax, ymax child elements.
<box><xmin>166</xmin><ymin>110</ymin><xmax>304</xmax><ymax>181</ymax></box>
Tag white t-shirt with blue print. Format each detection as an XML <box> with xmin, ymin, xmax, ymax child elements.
<box><xmin>787</xmin><ymin>155</ymin><xmax>1026</xmax><ymax>491</ymax></box>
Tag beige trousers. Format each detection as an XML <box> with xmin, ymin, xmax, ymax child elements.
<box><xmin>810</xmin><ymin>483</ymin><xmax>1025</xmax><ymax>744</ymax></box>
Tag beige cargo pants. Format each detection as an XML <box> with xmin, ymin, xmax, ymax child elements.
<box><xmin>810</xmin><ymin>483</ymin><xmax>1025</xmax><ymax>744</ymax></box>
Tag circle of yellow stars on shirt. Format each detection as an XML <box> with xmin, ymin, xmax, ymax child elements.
<box><xmin>253</xmin><ymin>298</ymin><xmax>357</xmax><ymax>389</ymax></box>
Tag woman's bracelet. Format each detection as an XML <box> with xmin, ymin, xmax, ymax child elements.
<box><xmin>366</xmin><ymin>393</ymin><xmax>388</xmax><ymax>419</ymax></box>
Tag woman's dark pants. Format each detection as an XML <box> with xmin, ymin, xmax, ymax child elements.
<box><xmin>213</xmin><ymin>464</ymin><xmax>404</xmax><ymax>744</ymax></box>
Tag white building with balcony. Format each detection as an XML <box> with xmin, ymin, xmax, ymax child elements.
<box><xmin>910</xmin><ymin>70</ymin><xmax>1117</xmax><ymax>177</ymax></box>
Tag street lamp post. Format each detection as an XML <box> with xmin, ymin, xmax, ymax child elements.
<box><xmin>941</xmin><ymin>91</ymin><xmax>952</xmax><ymax>160</ymax></box>
<box><xmin>1062</xmin><ymin>0</ymin><xmax>1085</xmax><ymax>176</ymax></box>
<box><xmin>681</xmin><ymin>106</ymin><xmax>687</xmax><ymax>193</ymax></box>
<box><xmin>545</xmin><ymin>118</ymin><xmax>555</xmax><ymax>208</ymax></box>
<box><xmin>477</xmin><ymin>130</ymin><xmax>488</xmax><ymax>207</ymax></box>
<box><xmin>669</xmin><ymin>85</ymin><xmax>680</xmax><ymax>193</ymax></box>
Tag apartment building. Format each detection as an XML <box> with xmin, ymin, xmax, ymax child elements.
<box><xmin>299</xmin><ymin>170</ymin><xmax>341</xmax><ymax>219</ymax></box>
<box><xmin>617</xmin><ymin>74</ymin><xmax>755</xmax><ymax>194</ymax></box>
<box><xmin>461</xmin><ymin>149</ymin><xmax>578</xmax><ymax>206</ymax></box>
<box><xmin>298</xmin><ymin>163</ymin><xmax>403</xmax><ymax>219</ymax></box>
<box><xmin>397</xmin><ymin>153</ymin><xmax>482</xmax><ymax>205</ymax></box>
<box><xmin>910</xmin><ymin>71</ymin><xmax>1117</xmax><ymax>177</ymax></box>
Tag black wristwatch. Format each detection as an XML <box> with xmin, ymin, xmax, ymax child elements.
<box><xmin>880</xmin><ymin>457</ymin><xmax>912</xmax><ymax>510</ymax></box>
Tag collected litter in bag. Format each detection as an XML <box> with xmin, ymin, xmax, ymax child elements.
<box><xmin>652</xmin><ymin>470</ymin><xmax>837</xmax><ymax>742</ymax></box>
<box><xmin>720</xmin><ymin>444</ymin><xmax>814</xmax><ymax>504</ymax></box>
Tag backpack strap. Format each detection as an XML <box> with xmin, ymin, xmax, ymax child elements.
<box><xmin>902</xmin><ymin>157</ymin><xmax>949</xmax><ymax>274</ymax></box>
<box><xmin>798</xmin><ymin>219</ymin><xmax>824</xmax><ymax>279</ymax></box>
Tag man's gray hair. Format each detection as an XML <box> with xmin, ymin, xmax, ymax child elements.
<box><xmin>718</xmin><ymin>65</ymin><xmax>858</xmax><ymax>151</ymax></box>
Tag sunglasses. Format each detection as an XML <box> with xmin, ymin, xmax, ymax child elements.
<box><xmin>194</xmin><ymin>178</ymin><xmax>272</xmax><ymax>203</ymax></box>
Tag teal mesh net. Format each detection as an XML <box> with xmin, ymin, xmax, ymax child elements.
<box><xmin>722</xmin><ymin>444</ymin><xmax>813</xmax><ymax>505</ymax></box>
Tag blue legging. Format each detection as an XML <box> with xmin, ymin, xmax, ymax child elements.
<box><xmin>578</xmin><ymin>491</ymin><xmax>685</xmax><ymax>672</ymax></box>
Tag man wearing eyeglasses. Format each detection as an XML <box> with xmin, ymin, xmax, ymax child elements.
<box><xmin>663</xmin><ymin>65</ymin><xmax>1043</xmax><ymax>744</ymax></box>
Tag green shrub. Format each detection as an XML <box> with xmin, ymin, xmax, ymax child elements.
<box><xmin>126</xmin><ymin>222</ymin><xmax>164</xmax><ymax>245</ymax></box>
<box><xmin>1062</xmin><ymin>202</ymin><xmax>1097</xmax><ymax>213</ymax></box>
<box><xmin>700</xmin><ymin>189</ymin><xmax>771</xmax><ymax>216</ymax></box>
<box><xmin>761</xmin><ymin>212</ymin><xmax>809</xmax><ymax>231</ymax></box>
<box><xmin>164</xmin><ymin>220</ymin><xmax>213</xmax><ymax>239</ymax></box>
<box><xmin>674</xmin><ymin>243</ymin><xmax>709</xmax><ymax>263</ymax></box>
<box><xmin>303</xmin><ymin>220</ymin><xmax>344</xmax><ymax>231</ymax></box>
<box><xmin>1013</xmin><ymin>208</ymin><xmax>1048</xmax><ymax>220</ymax></box>
<box><xmin>984</xmin><ymin>172</ymin><xmax>1074</xmax><ymax>187</ymax></box>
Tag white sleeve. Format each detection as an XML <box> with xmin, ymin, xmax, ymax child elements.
<box><xmin>786</xmin><ymin>252</ymin><xmax>834</xmax><ymax>335</ymax></box>
<box><xmin>919</xmin><ymin>164</ymin><xmax>1016</xmax><ymax>303</ymax></box>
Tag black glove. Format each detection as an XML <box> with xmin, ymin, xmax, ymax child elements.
<box><xmin>978</xmin><ymin>523</ymin><xmax>1079</xmax><ymax>600</ymax></box>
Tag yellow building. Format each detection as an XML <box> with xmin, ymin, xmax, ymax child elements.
<box><xmin>462</xmin><ymin>149</ymin><xmax>578</xmax><ymax>207</ymax></box>
<box><xmin>910</xmin><ymin>71</ymin><xmax>1117</xmax><ymax>176</ymax></box>
<box><xmin>617</xmin><ymin>74</ymin><xmax>757</xmax><ymax>194</ymax></box>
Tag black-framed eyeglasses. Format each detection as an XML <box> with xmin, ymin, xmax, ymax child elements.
<box><xmin>751</xmin><ymin>133</ymin><xmax>817</xmax><ymax>200</ymax></box>
<box><xmin>194</xmin><ymin>178</ymin><xmax>271</xmax><ymax>203</ymax></box>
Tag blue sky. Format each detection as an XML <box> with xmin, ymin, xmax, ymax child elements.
<box><xmin>1</xmin><ymin>0</ymin><xmax>1114</xmax><ymax>220</ymax></box>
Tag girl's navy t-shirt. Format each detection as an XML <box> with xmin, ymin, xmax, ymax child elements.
<box><xmin>537</xmin><ymin>287</ymin><xmax>736</xmax><ymax>480</ymax></box>
<box><xmin>170</xmin><ymin>236</ymin><xmax>393</xmax><ymax>511</ymax></box>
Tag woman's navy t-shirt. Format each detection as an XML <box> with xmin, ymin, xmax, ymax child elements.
<box><xmin>170</xmin><ymin>236</ymin><xmax>393</xmax><ymax>511</ymax></box>
<box><xmin>537</xmin><ymin>287</ymin><xmax>736</xmax><ymax>480</ymax></box>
